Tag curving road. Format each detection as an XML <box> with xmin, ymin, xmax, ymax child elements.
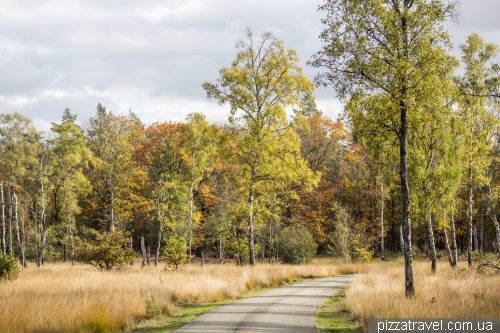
<box><xmin>173</xmin><ymin>275</ymin><xmax>354</xmax><ymax>333</ymax></box>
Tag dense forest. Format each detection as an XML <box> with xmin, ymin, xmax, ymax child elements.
<box><xmin>1</xmin><ymin>2</ymin><xmax>500</xmax><ymax>289</ymax></box>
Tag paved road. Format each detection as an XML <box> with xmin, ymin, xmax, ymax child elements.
<box><xmin>173</xmin><ymin>275</ymin><xmax>355</xmax><ymax>333</ymax></box>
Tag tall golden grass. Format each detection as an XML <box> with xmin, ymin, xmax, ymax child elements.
<box><xmin>344</xmin><ymin>260</ymin><xmax>500</xmax><ymax>331</ymax></box>
<box><xmin>0</xmin><ymin>260</ymin><xmax>364</xmax><ymax>333</ymax></box>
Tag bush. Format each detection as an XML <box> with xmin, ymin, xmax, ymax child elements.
<box><xmin>163</xmin><ymin>236</ymin><xmax>188</xmax><ymax>270</ymax></box>
<box><xmin>278</xmin><ymin>226</ymin><xmax>317</xmax><ymax>264</ymax></box>
<box><xmin>0</xmin><ymin>252</ymin><xmax>20</xmax><ymax>281</ymax></box>
<box><xmin>73</xmin><ymin>230</ymin><xmax>134</xmax><ymax>271</ymax></box>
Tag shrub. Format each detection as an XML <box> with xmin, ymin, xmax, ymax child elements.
<box><xmin>73</xmin><ymin>230</ymin><xmax>134</xmax><ymax>271</ymax></box>
<box><xmin>163</xmin><ymin>236</ymin><xmax>188</xmax><ymax>270</ymax></box>
<box><xmin>278</xmin><ymin>226</ymin><xmax>317</xmax><ymax>264</ymax></box>
<box><xmin>0</xmin><ymin>252</ymin><xmax>20</xmax><ymax>281</ymax></box>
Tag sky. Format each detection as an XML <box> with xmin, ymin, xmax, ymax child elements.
<box><xmin>1</xmin><ymin>0</ymin><xmax>499</xmax><ymax>131</ymax></box>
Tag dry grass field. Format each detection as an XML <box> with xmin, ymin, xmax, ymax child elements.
<box><xmin>0</xmin><ymin>259</ymin><xmax>367</xmax><ymax>333</ymax></box>
<box><xmin>4</xmin><ymin>257</ymin><xmax>495</xmax><ymax>333</ymax></box>
<box><xmin>344</xmin><ymin>259</ymin><xmax>500</xmax><ymax>331</ymax></box>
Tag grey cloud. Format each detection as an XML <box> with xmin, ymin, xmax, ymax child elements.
<box><xmin>0</xmin><ymin>49</ymin><xmax>58</xmax><ymax>95</ymax></box>
<box><xmin>0</xmin><ymin>0</ymin><xmax>498</xmax><ymax>127</ymax></box>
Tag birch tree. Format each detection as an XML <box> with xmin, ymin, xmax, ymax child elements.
<box><xmin>203</xmin><ymin>30</ymin><xmax>318</xmax><ymax>265</ymax></box>
<box><xmin>0</xmin><ymin>113</ymin><xmax>37</xmax><ymax>266</ymax></box>
<box><xmin>309</xmin><ymin>0</ymin><xmax>457</xmax><ymax>295</ymax></box>
<box><xmin>456</xmin><ymin>34</ymin><xmax>500</xmax><ymax>262</ymax></box>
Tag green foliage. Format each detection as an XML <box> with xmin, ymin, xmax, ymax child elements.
<box><xmin>163</xmin><ymin>236</ymin><xmax>188</xmax><ymax>270</ymax></box>
<box><xmin>0</xmin><ymin>252</ymin><xmax>20</xmax><ymax>281</ymax></box>
<box><xmin>278</xmin><ymin>226</ymin><xmax>317</xmax><ymax>264</ymax></box>
<box><xmin>73</xmin><ymin>229</ymin><xmax>133</xmax><ymax>271</ymax></box>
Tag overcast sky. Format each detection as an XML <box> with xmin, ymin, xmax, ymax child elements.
<box><xmin>1</xmin><ymin>0</ymin><xmax>499</xmax><ymax>130</ymax></box>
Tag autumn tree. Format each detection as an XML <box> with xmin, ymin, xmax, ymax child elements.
<box><xmin>409</xmin><ymin>88</ymin><xmax>462</xmax><ymax>274</ymax></box>
<box><xmin>310</xmin><ymin>0</ymin><xmax>458</xmax><ymax>295</ymax></box>
<box><xmin>291</xmin><ymin>94</ymin><xmax>349</xmax><ymax>250</ymax></box>
<box><xmin>203</xmin><ymin>30</ymin><xmax>318</xmax><ymax>265</ymax></box>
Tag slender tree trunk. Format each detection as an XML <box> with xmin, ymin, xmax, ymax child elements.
<box><xmin>219</xmin><ymin>234</ymin><xmax>223</xmax><ymax>264</ymax></box>
<box><xmin>482</xmin><ymin>209</ymin><xmax>488</xmax><ymax>252</ymax></box>
<box><xmin>487</xmin><ymin>184</ymin><xmax>500</xmax><ymax>253</ymax></box>
<box><xmin>8</xmin><ymin>183</ymin><xmax>12</xmax><ymax>255</ymax></box>
<box><xmin>479</xmin><ymin>207</ymin><xmax>484</xmax><ymax>252</ymax></box>
<box><xmin>467</xmin><ymin>162</ymin><xmax>473</xmax><ymax>266</ymax></box>
<box><xmin>400</xmin><ymin>4</ymin><xmax>414</xmax><ymax>295</ymax></box>
<box><xmin>141</xmin><ymin>236</ymin><xmax>147</xmax><ymax>268</ymax></box>
<box><xmin>130</xmin><ymin>237</ymin><xmax>134</xmax><ymax>265</ymax></box>
<box><xmin>21</xmin><ymin>212</ymin><xmax>26</xmax><ymax>268</ymax></box>
<box><xmin>428</xmin><ymin>213</ymin><xmax>437</xmax><ymax>274</ymax></box>
<box><xmin>248</xmin><ymin>189</ymin><xmax>256</xmax><ymax>265</ymax></box>
<box><xmin>155</xmin><ymin>198</ymin><xmax>163</xmax><ymax>266</ymax></box>
<box><xmin>424</xmin><ymin>180</ymin><xmax>437</xmax><ymax>274</ymax></box>
<box><xmin>189</xmin><ymin>146</ymin><xmax>196</xmax><ymax>260</ymax></box>
<box><xmin>450</xmin><ymin>214</ymin><xmax>458</xmax><ymax>267</ymax></box>
<box><xmin>64</xmin><ymin>205</ymin><xmax>71</xmax><ymax>262</ymax></box>
<box><xmin>63</xmin><ymin>179</ymin><xmax>70</xmax><ymax>262</ymax></box>
<box><xmin>444</xmin><ymin>224</ymin><xmax>453</xmax><ymax>267</ymax></box>
<box><xmin>399</xmin><ymin>224</ymin><xmax>404</xmax><ymax>256</ymax></box>
<box><xmin>189</xmin><ymin>182</ymin><xmax>193</xmax><ymax>260</ymax></box>
<box><xmin>473</xmin><ymin>224</ymin><xmax>478</xmax><ymax>252</ymax></box>
<box><xmin>268</xmin><ymin>221</ymin><xmax>272</xmax><ymax>264</ymax></box>
<box><xmin>1</xmin><ymin>182</ymin><xmax>5</xmax><ymax>254</ymax></box>
<box><xmin>380</xmin><ymin>174</ymin><xmax>385</xmax><ymax>260</ymax></box>
<box><xmin>13</xmin><ymin>192</ymin><xmax>25</xmax><ymax>267</ymax></box>
<box><xmin>400</xmin><ymin>100</ymin><xmax>414</xmax><ymax>295</ymax></box>
<box><xmin>109</xmin><ymin>177</ymin><xmax>115</xmax><ymax>232</ymax></box>
<box><xmin>37</xmin><ymin>171</ymin><xmax>47</xmax><ymax>267</ymax></box>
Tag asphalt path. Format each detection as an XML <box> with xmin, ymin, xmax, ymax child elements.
<box><xmin>173</xmin><ymin>275</ymin><xmax>355</xmax><ymax>333</ymax></box>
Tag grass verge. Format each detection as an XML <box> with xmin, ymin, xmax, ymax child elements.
<box><xmin>132</xmin><ymin>301</ymin><xmax>231</xmax><ymax>332</ymax></box>
<box><xmin>131</xmin><ymin>286</ymin><xmax>282</xmax><ymax>332</ymax></box>
<box><xmin>317</xmin><ymin>289</ymin><xmax>362</xmax><ymax>333</ymax></box>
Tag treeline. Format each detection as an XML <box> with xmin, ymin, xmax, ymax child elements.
<box><xmin>1</xmin><ymin>30</ymin><xmax>500</xmax><ymax>274</ymax></box>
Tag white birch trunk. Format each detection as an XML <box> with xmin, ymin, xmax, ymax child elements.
<box><xmin>1</xmin><ymin>182</ymin><xmax>5</xmax><ymax>254</ymax></box>
<box><xmin>380</xmin><ymin>174</ymin><xmax>385</xmax><ymax>260</ymax></box>
<box><xmin>13</xmin><ymin>192</ymin><xmax>25</xmax><ymax>267</ymax></box>
<box><xmin>7</xmin><ymin>183</ymin><xmax>12</xmax><ymax>255</ymax></box>
<box><xmin>450</xmin><ymin>214</ymin><xmax>458</xmax><ymax>267</ymax></box>
<box><xmin>141</xmin><ymin>236</ymin><xmax>147</xmax><ymax>268</ymax></box>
